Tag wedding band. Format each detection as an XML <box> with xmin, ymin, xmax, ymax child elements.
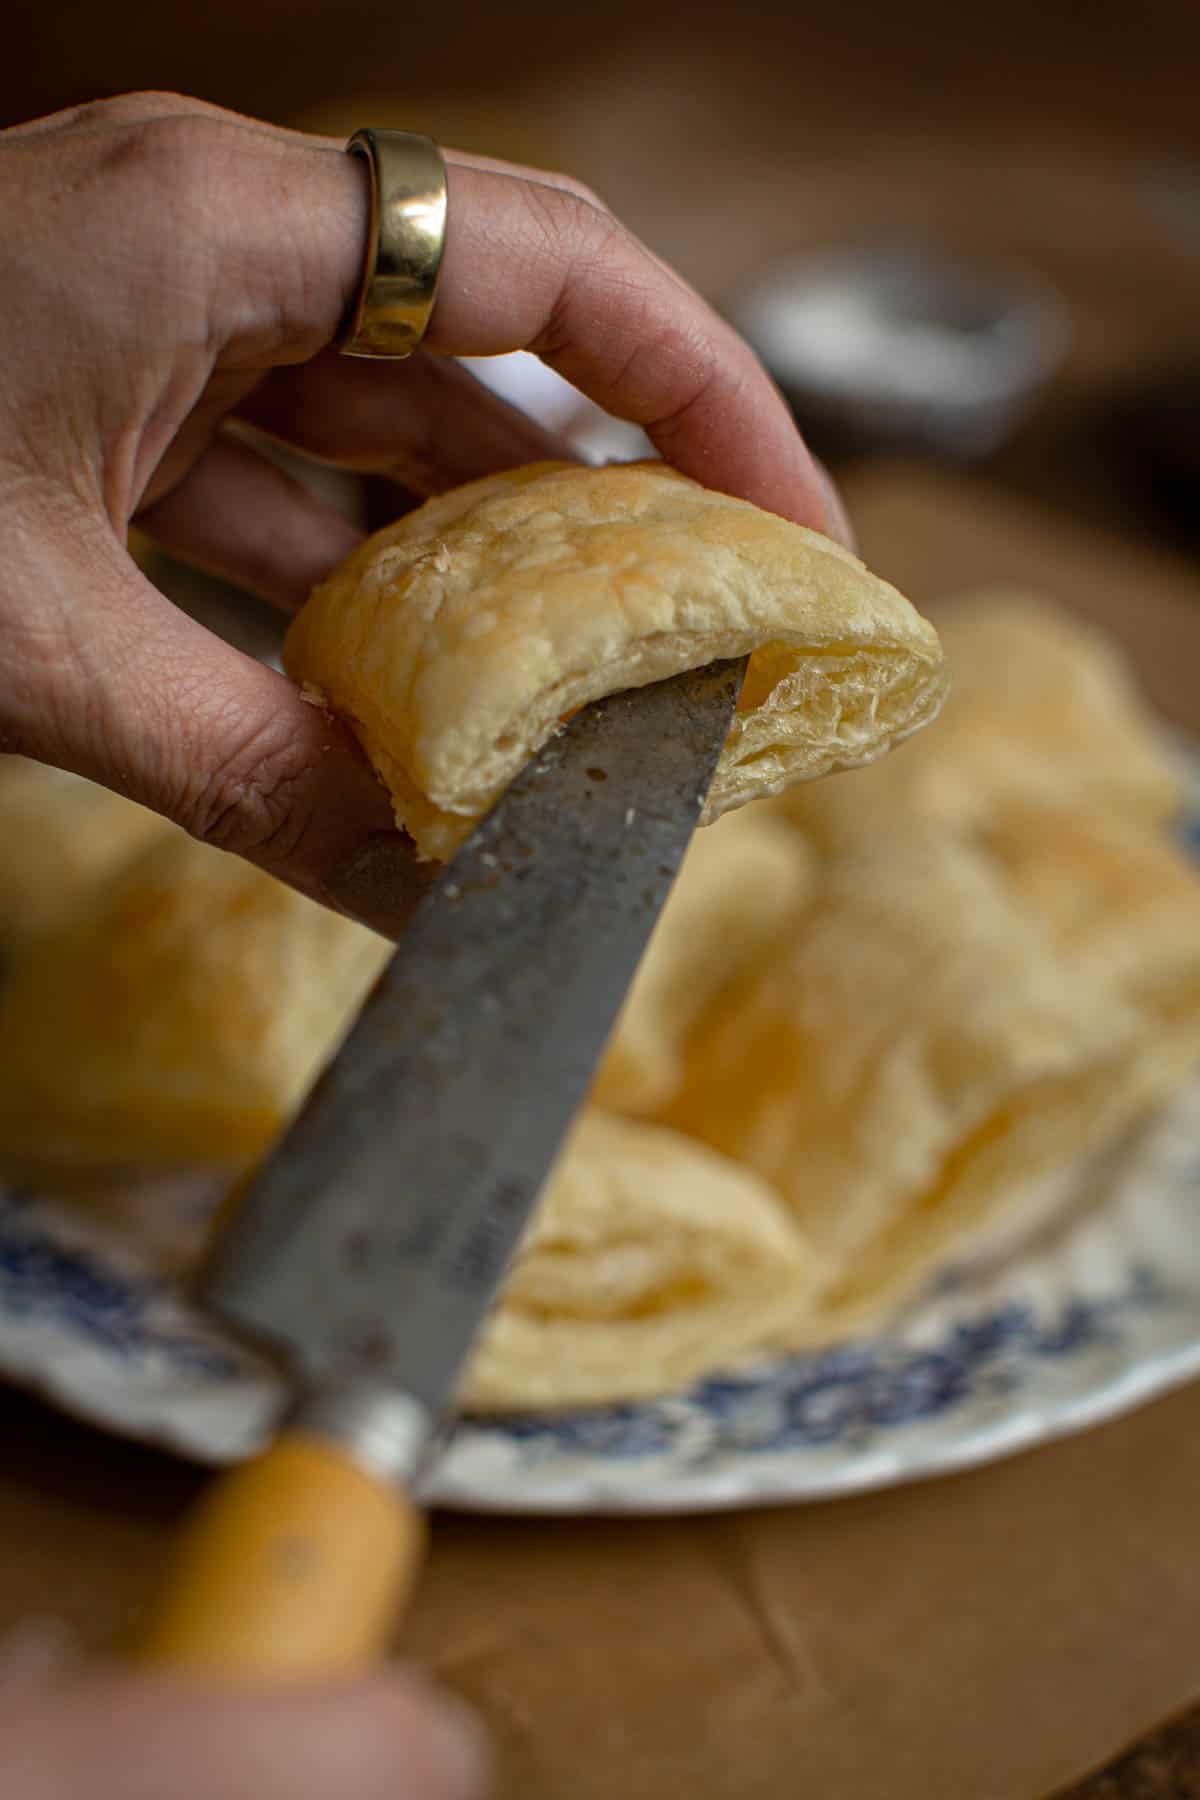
<box><xmin>339</xmin><ymin>128</ymin><xmax>447</xmax><ymax>358</ymax></box>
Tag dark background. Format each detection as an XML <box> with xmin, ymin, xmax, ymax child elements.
<box><xmin>4</xmin><ymin>0</ymin><xmax>1200</xmax><ymax>151</ymax></box>
<box><xmin>6</xmin><ymin>0</ymin><xmax>1200</xmax><ymax>547</ymax></box>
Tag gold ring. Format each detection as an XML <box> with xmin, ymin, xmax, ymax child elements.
<box><xmin>339</xmin><ymin>128</ymin><xmax>447</xmax><ymax>358</ymax></box>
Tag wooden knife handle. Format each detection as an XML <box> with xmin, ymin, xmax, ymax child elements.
<box><xmin>135</xmin><ymin>1431</ymin><xmax>425</xmax><ymax>1677</ymax></box>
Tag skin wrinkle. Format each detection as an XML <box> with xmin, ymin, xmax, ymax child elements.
<box><xmin>151</xmin><ymin>656</ymin><xmax>319</xmax><ymax>854</ymax></box>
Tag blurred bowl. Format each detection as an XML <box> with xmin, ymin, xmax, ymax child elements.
<box><xmin>730</xmin><ymin>243</ymin><xmax>1068</xmax><ymax>458</ymax></box>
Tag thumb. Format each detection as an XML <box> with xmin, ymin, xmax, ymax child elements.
<box><xmin>1</xmin><ymin>1671</ymin><xmax>488</xmax><ymax>1800</ymax></box>
<box><xmin>5</xmin><ymin>500</ymin><xmax>426</xmax><ymax>935</ymax></box>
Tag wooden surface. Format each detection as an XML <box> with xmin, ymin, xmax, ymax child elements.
<box><xmin>3</xmin><ymin>9</ymin><xmax>1200</xmax><ymax>1792</ymax></box>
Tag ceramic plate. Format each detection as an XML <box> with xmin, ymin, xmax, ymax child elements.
<box><xmin>5</xmin><ymin>1076</ymin><xmax>1200</xmax><ymax>1514</ymax></box>
<box><xmin>4</xmin><ymin>792</ymin><xmax>1200</xmax><ymax>1514</ymax></box>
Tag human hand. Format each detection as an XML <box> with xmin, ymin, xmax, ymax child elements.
<box><xmin>0</xmin><ymin>1668</ymin><xmax>487</xmax><ymax>1798</ymax></box>
<box><xmin>0</xmin><ymin>92</ymin><xmax>842</xmax><ymax>923</ymax></box>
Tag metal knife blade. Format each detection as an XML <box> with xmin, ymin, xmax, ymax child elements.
<box><xmin>203</xmin><ymin>657</ymin><xmax>746</xmax><ymax>1424</ymax></box>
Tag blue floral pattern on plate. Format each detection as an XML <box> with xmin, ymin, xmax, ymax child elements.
<box><xmin>3</xmin><ymin>783</ymin><xmax>1200</xmax><ymax>1512</ymax></box>
<box><xmin>1</xmin><ymin>1095</ymin><xmax>1199</xmax><ymax>1514</ymax></box>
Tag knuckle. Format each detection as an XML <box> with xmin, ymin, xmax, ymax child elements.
<box><xmin>86</xmin><ymin>108</ymin><xmax>238</xmax><ymax>249</ymax></box>
<box><xmin>547</xmin><ymin>172</ymin><xmax>609</xmax><ymax>215</ymax></box>
<box><xmin>75</xmin><ymin>91</ymin><xmax>201</xmax><ymax>130</ymax></box>
<box><xmin>113</xmin><ymin>110</ymin><xmax>227</xmax><ymax>197</ymax></box>
<box><xmin>89</xmin><ymin>111</ymin><xmax>239</xmax><ymax>298</ymax></box>
<box><xmin>519</xmin><ymin>176</ymin><xmax>618</xmax><ymax>260</ymax></box>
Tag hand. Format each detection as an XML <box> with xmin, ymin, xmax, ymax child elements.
<box><xmin>1</xmin><ymin>1669</ymin><xmax>487</xmax><ymax>1799</ymax></box>
<box><xmin>0</xmin><ymin>92</ymin><xmax>841</xmax><ymax>921</ymax></box>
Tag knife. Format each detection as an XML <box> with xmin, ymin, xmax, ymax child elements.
<box><xmin>136</xmin><ymin>656</ymin><xmax>746</xmax><ymax>1677</ymax></box>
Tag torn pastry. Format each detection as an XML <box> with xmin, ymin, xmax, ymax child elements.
<box><xmin>592</xmin><ymin>804</ymin><xmax>814</xmax><ymax>1116</ymax></box>
<box><xmin>0</xmin><ymin>834</ymin><xmax>392</xmax><ymax>1178</ymax></box>
<box><xmin>284</xmin><ymin>460</ymin><xmax>947</xmax><ymax>860</ymax></box>
<box><xmin>777</xmin><ymin>592</ymin><xmax>1183</xmax><ymax>852</ymax></box>
<box><xmin>462</xmin><ymin>1110</ymin><xmax>821</xmax><ymax>1410</ymax></box>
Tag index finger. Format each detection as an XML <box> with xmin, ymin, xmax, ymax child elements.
<box><xmin>428</xmin><ymin>159</ymin><xmax>830</xmax><ymax>530</ymax></box>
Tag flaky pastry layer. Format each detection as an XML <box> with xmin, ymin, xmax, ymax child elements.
<box><xmin>463</xmin><ymin>1111</ymin><xmax>820</xmax><ymax>1410</ymax></box>
<box><xmin>285</xmin><ymin>461</ymin><xmax>947</xmax><ymax>859</ymax></box>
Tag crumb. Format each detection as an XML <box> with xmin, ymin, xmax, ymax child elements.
<box><xmin>625</xmin><ymin>807</ymin><xmax>636</xmax><ymax>827</ymax></box>
<box><xmin>298</xmin><ymin>682</ymin><xmax>328</xmax><ymax>709</ymax></box>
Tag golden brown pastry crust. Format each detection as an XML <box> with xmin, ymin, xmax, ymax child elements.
<box><xmin>0</xmin><ymin>834</ymin><xmax>392</xmax><ymax>1178</ymax></box>
<box><xmin>980</xmin><ymin>802</ymin><xmax>1200</xmax><ymax>1083</ymax></box>
<box><xmin>665</xmin><ymin>828</ymin><xmax>1144</xmax><ymax>1278</ymax></box>
<box><xmin>0</xmin><ymin>758</ymin><xmax>169</xmax><ymax>953</ymax></box>
<box><xmin>284</xmin><ymin>461</ymin><xmax>947</xmax><ymax>860</ymax></box>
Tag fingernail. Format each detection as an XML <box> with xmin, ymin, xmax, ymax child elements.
<box><xmin>321</xmin><ymin>830</ymin><xmax>436</xmax><ymax>941</ymax></box>
<box><xmin>815</xmin><ymin>460</ymin><xmax>856</xmax><ymax>550</ymax></box>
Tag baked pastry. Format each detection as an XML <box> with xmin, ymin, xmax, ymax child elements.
<box><xmin>0</xmin><ymin>757</ymin><xmax>168</xmax><ymax>953</ymax></box>
<box><xmin>982</xmin><ymin>803</ymin><xmax>1200</xmax><ymax>1069</ymax></box>
<box><xmin>462</xmin><ymin>1110</ymin><xmax>820</xmax><ymax>1410</ymax></box>
<box><xmin>0</xmin><ymin>833</ymin><xmax>392</xmax><ymax>1178</ymax></box>
<box><xmin>666</xmin><ymin>828</ymin><xmax>1144</xmax><ymax>1287</ymax></box>
<box><xmin>802</xmin><ymin>1045</ymin><xmax>1163</xmax><ymax>1338</ymax></box>
<box><xmin>284</xmin><ymin>461</ymin><xmax>947</xmax><ymax>859</ymax></box>
<box><xmin>592</xmin><ymin>804</ymin><xmax>813</xmax><ymax>1115</ymax></box>
<box><xmin>778</xmin><ymin>592</ymin><xmax>1183</xmax><ymax>852</ymax></box>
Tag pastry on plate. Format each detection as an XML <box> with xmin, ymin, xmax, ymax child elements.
<box><xmin>0</xmin><ymin>757</ymin><xmax>168</xmax><ymax>952</ymax></box>
<box><xmin>463</xmin><ymin>1110</ymin><xmax>820</xmax><ymax>1410</ymax></box>
<box><xmin>666</xmin><ymin>827</ymin><xmax>1146</xmax><ymax>1302</ymax></box>
<box><xmin>0</xmin><ymin>834</ymin><xmax>391</xmax><ymax>1179</ymax></box>
<box><xmin>982</xmin><ymin>802</ymin><xmax>1200</xmax><ymax>1072</ymax></box>
<box><xmin>592</xmin><ymin>804</ymin><xmax>813</xmax><ymax>1116</ymax></box>
<box><xmin>285</xmin><ymin>460</ymin><xmax>947</xmax><ymax>859</ymax></box>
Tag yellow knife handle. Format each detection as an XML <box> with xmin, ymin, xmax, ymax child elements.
<box><xmin>136</xmin><ymin>1431</ymin><xmax>426</xmax><ymax>1677</ymax></box>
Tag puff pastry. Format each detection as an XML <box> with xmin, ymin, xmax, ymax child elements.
<box><xmin>801</xmin><ymin>1048</ymin><xmax>1167</xmax><ymax>1339</ymax></box>
<box><xmin>284</xmin><ymin>461</ymin><xmax>947</xmax><ymax>860</ymax></box>
<box><xmin>592</xmin><ymin>804</ymin><xmax>813</xmax><ymax>1115</ymax></box>
<box><xmin>462</xmin><ymin>1110</ymin><xmax>821</xmax><ymax>1410</ymax></box>
<box><xmin>777</xmin><ymin>592</ymin><xmax>1184</xmax><ymax>852</ymax></box>
<box><xmin>0</xmin><ymin>834</ymin><xmax>392</xmax><ymax>1178</ymax></box>
<box><xmin>982</xmin><ymin>803</ymin><xmax>1200</xmax><ymax>1069</ymax></box>
<box><xmin>0</xmin><ymin>757</ymin><xmax>169</xmax><ymax>952</ymax></box>
<box><xmin>665</xmin><ymin>828</ymin><xmax>1144</xmax><ymax>1276</ymax></box>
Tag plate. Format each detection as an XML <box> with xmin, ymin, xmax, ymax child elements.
<box><xmin>4</xmin><ymin>798</ymin><xmax>1200</xmax><ymax>1515</ymax></box>
<box><xmin>3</xmin><ymin>1081</ymin><xmax>1200</xmax><ymax>1513</ymax></box>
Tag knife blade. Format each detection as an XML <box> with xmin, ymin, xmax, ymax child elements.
<box><xmin>138</xmin><ymin>656</ymin><xmax>746</xmax><ymax>1677</ymax></box>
